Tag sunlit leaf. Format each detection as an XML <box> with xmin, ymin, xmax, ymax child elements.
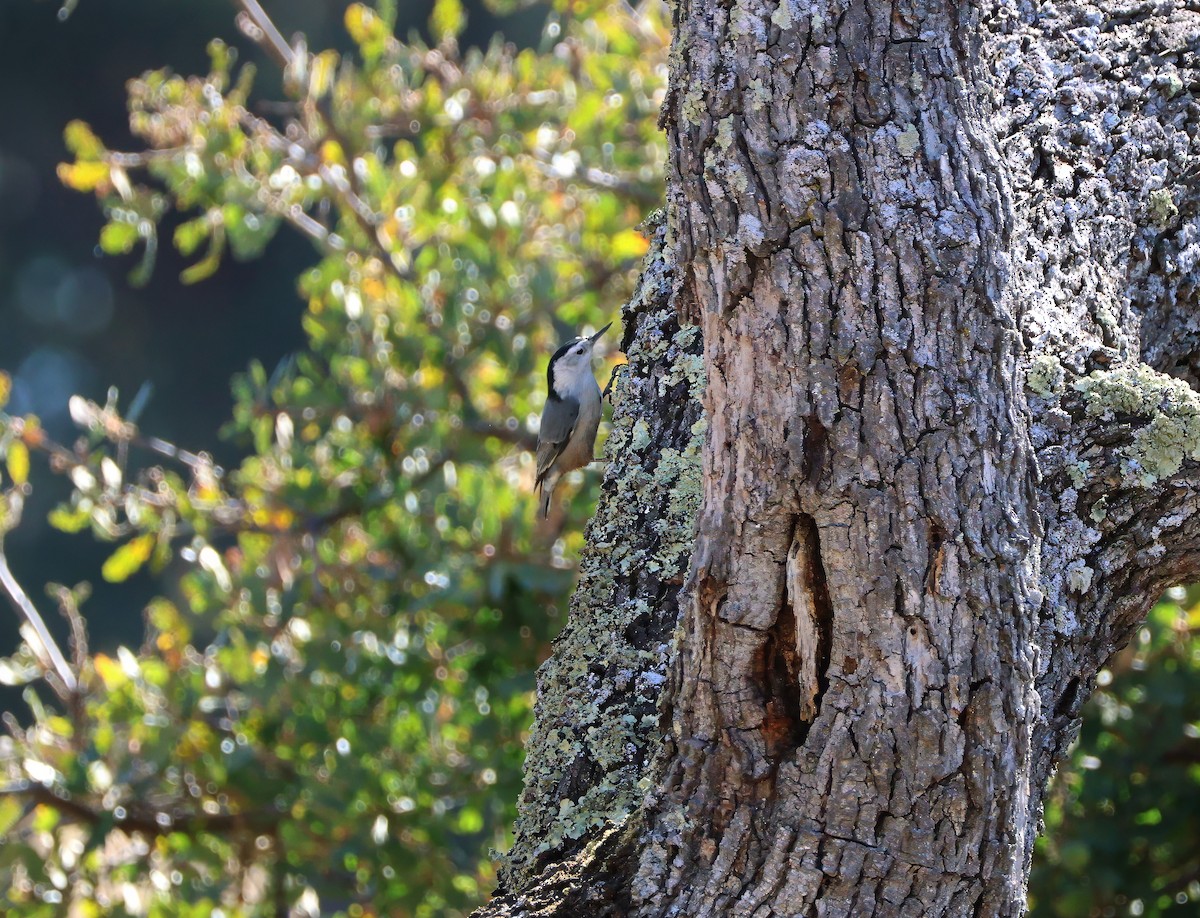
<box><xmin>611</xmin><ymin>228</ymin><xmax>650</xmax><ymax>260</ymax></box>
<box><xmin>48</xmin><ymin>506</ymin><xmax>90</xmax><ymax>534</ymax></box>
<box><xmin>63</xmin><ymin>119</ymin><xmax>106</xmax><ymax>158</ymax></box>
<box><xmin>173</xmin><ymin>216</ymin><xmax>210</xmax><ymax>257</ymax></box>
<box><xmin>101</xmin><ymin>534</ymin><xmax>155</xmax><ymax>583</ymax></box>
<box><xmin>99</xmin><ymin>220</ymin><xmax>139</xmax><ymax>255</ymax></box>
<box><xmin>0</xmin><ymin>652</ymin><xmax>39</xmax><ymax>687</ymax></box>
<box><xmin>345</xmin><ymin>3</ymin><xmax>391</xmax><ymax>54</ymax></box>
<box><xmin>92</xmin><ymin>653</ymin><xmax>126</xmax><ymax>691</ymax></box>
<box><xmin>56</xmin><ymin>160</ymin><xmax>110</xmax><ymax>192</ymax></box>
<box><xmin>6</xmin><ymin>442</ymin><xmax>29</xmax><ymax>487</ymax></box>
<box><xmin>430</xmin><ymin>0</ymin><xmax>466</xmax><ymax>41</ymax></box>
<box><xmin>309</xmin><ymin>50</ymin><xmax>339</xmax><ymax>99</ymax></box>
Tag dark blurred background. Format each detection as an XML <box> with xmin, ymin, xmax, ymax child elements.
<box><xmin>0</xmin><ymin>0</ymin><xmax>542</xmax><ymax>659</ymax></box>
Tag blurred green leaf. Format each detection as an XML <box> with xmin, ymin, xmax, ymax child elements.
<box><xmin>48</xmin><ymin>505</ymin><xmax>91</xmax><ymax>533</ymax></box>
<box><xmin>99</xmin><ymin>220</ymin><xmax>139</xmax><ymax>254</ymax></box>
<box><xmin>430</xmin><ymin>0</ymin><xmax>466</xmax><ymax>41</ymax></box>
<box><xmin>0</xmin><ymin>798</ymin><xmax>21</xmax><ymax>836</ymax></box>
<box><xmin>6</xmin><ymin>441</ymin><xmax>29</xmax><ymax>487</ymax></box>
<box><xmin>100</xmin><ymin>534</ymin><xmax>155</xmax><ymax>582</ymax></box>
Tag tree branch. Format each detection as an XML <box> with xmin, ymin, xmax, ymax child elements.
<box><xmin>995</xmin><ymin>3</ymin><xmax>1200</xmax><ymax>745</ymax></box>
<box><xmin>0</xmin><ymin>778</ymin><xmax>277</xmax><ymax>838</ymax></box>
<box><xmin>0</xmin><ymin>541</ymin><xmax>77</xmax><ymax>698</ymax></box>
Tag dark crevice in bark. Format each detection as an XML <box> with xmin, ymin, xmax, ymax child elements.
<box><xmin>800</xmin><ymin>414</ymin><xmax>829</xmax><ymax>485</ymax></box>
<box><xmin>798</xmin><ymin>514</ymin><xmax>833</xmax><ymax>713</ymax></box>
<box><xmin>760</xmin><ymin>512</ymin><xmax>832</xmax><ymax>763</ymax></box>
<box><xmin>1053</xmin><ymin>676</ymin><xmax>1081</xmax><ymax>719</ymax></box>
<box><xmin>760</xmin><ymin>570</ymin><xmax>804</xmax><ymax>763</ymax></box>
<box><xmin>925</xmin><ymin>521</ymin><xmax>947</xmax><ymax>597</ymax></box>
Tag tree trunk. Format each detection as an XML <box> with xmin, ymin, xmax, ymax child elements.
<box><xmin>477</xmin><ymin>2</ymin><xmax>1200</xmax><ymax>916</ymax></box>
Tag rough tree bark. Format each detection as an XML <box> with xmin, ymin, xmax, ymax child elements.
<box><xmin>476</xmin><ymin>2</ymin><xmax>1199</xmax><ymax>916</ymax></box>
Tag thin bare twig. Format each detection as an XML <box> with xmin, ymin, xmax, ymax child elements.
<box><xmin>136</xmin><ymin>434</ymin><xmax>211</xmax><ymax>471</ymax></box>
<box><xmin>231</xmin><ymin>0</ymin><xmax>295</xmax><ymax>70</ymax></box>
<box><xmin>50</xmin><ymin>584</ymin><xmax>90</xmax><ymax>741</ymax></box>
<box><xmin>104</xmin><ymin>148</ymin><xmax>189</xmax><ymax>168</ymax></box>
<box><xmin>51</xmin><ymin>585</ymin><xmax>90</xmax><ymax>679</ymax></box>
<box><xmin>0</xmin><ymin>544</ymin><xmax>77</xmax><ymax>697</ymax></box>
<box><xmin>531</xmin><ymin>150</ymin><xmax>661</xmax><ymax>206</ymax></box>
<box><xmin>31</xmin><ymin>399</ymin><xmax>216</xmax><ymax>478</ymax></box>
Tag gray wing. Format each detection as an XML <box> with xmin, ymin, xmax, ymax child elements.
<box><xmin>536</xmin><ymin>396</ymin><xmax>580</xmax><ymax>485</ymax></box>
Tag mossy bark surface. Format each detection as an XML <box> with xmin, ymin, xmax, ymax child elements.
<box><xmin>477</xmin><ymin>3</ymin><xmax>1200</xmax><ymax>916</ymax></box>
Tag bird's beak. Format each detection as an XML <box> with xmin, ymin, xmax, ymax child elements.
<box><xmin>589</xmin><ymin>322</ymin><xmax>613</xmax><ymax>343</ymax></box>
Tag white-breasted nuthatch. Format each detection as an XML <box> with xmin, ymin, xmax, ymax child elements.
<box><xmin>535</xmin><ymin>322</ymin><xmax>612</xmax><ymax>519</ymax></box>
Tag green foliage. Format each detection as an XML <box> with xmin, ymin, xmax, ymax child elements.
<box><xmin>0</xmin><ymin>1</ymin><xmax>666</xmax><ymax>914</ymax></box>
<box><xmin>1029</xmin><ymin>592</ymin><xmax>1200</xmax><ymax>917</ymax></box>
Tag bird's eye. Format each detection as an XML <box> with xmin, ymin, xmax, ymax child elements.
<box><xmin>575</xmin><ymin>347</ymin><xmax>584</xmax><ymax>355</ymax></box>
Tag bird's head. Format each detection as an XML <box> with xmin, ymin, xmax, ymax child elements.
<box><xmin>547</xmin><ymin>322</ymin><xmax>611</xmax><ymax>397</ymax></box>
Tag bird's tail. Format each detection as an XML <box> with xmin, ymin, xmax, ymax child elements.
<box><xmin>536</xmin><ymin>473</ymin><xmax>557</xmax><ymax>519</ymax></box>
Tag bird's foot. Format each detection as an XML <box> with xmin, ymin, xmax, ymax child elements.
<box><xmin>602</xmin><ymin>363</ymin><xmax>628</xmax><ymax>401</ymax></box>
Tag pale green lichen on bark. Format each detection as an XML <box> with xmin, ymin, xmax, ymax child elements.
<box><xmin>1065</xmin><ymin>560</ymin><xmax>1094</xmax><ymax>594</ymax></box>
<box><xmin>1074</xmin><ymin>365</ymin><xmax>1200</xmax><ymax>486</ymax></box>
<box><xmin>630</xmin><ymin>419</ymin><xmax>652</xmax><ymax>451</ymax></box>
<box><xmin>1067</xmin><ymin>460</ymin><xmax>1089</xmax><ymax>489</ymax></box>
<box><xmin>748</xmin><ymin>77</ymin><xmax>770</xmax><ymax>110</ymax></box>
<box><xmin>716</xmin><ymin>117</ymin><xmax>735</xmax><ymax>153</ymax></box>
<box><xmin>648</xmin><ymin>417</ymin><xmax>706</xmax><ymax>577</ymax></box>
<box><xmin>1026</xmin><ymin>354</ymin><xmax>1065</xmax><ymax>398</ymax></box>
<box><xmin>1148</xmin><ymin>188</ymin><xmax>1178</xmax><ymax>228</ymax></box>
<box><xmin>682</xmin><ymin>86</ymin><xmax>706</xmax><ymax>126</ymax></box>
<box><xmin>896</xmin><ymin>123</ymin><xmax>920</xmax><ymax>158</ymax></box>
<box><xmin>769</xmin><ymin>0</ymin><xmax>791</xmax><ymax>30</ymax></box>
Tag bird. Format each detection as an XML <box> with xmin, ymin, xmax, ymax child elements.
<box><xmin>535</xmin><ymin>322</ymin><xmax>612</xmax><ymax>519</ymax></box>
